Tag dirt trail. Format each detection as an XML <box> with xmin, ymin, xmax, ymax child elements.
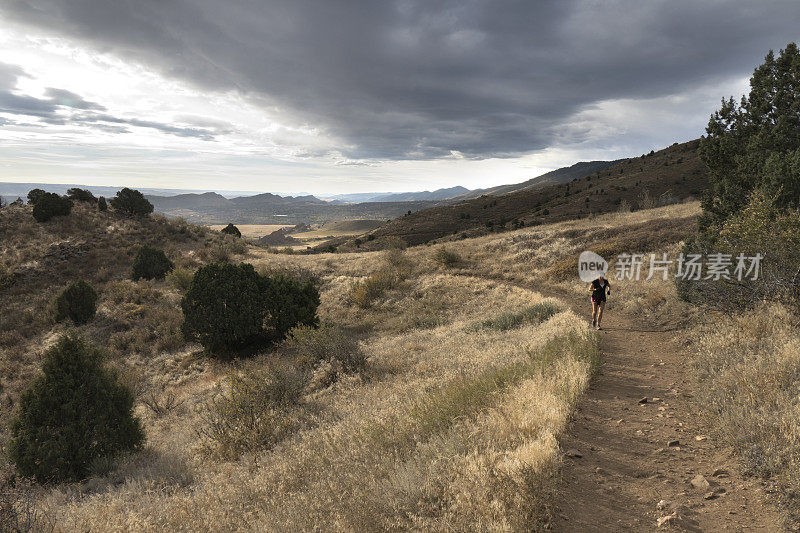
<box><xmin>541</xmin><ymin>287</ymin><xmax>789</xmax><ymax>532</ymax></box>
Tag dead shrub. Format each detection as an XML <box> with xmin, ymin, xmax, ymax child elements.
<box><xmin>0</xmin><ymin>264</ymin><xmax>15</xmax><ymax>290</ymax></box>
<box><xmin>285</xmin><ymin>324</ymin><xmax>366</xmax><ymax>376</ymax></box>
<box><xmin>433</xmin><ymin>246</ymin><xmax>461</xmax><ymax>266</ymax></box>
<box><xmin>141</xmin><ymin>389</ymin><xmax>183</xmax><ymax>417</ymax></box>
<box><xmin>0</xmin><ymin>465</ymin><xmax>54</xmax><ymax>533</ymax></box>
<box><xmin>637</xmin><ymin>188</ymin><xmax>656</xmax><ymax>210</ymax></box>
<box><xmin>165</xmin><ymin>267</ymin><xmax>194</xmax><ymax>292</ymax></box>
<box><xmin>349</xmin><ymin>269</ymin><xmax>397</xmax><ymax>308</ymax></box>
<box><xmin>103</xmin><ymin>283</ymin><xmax>184</xmax><ymax>357</ymax></box>
<box><xmin>198</xmin><ymin>362</ymin><xmax>308</xmax><ymax>460</ymax></box>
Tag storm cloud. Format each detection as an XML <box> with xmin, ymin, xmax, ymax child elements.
<box><xmin>0</xmin><ymin>61</ymin><xmax>223</xmax><ymax>139</ymax></box>
<box><xmin>2</xmin><ymin>0</ymin><xmax>800</xmax><ymax>159</ymax></box>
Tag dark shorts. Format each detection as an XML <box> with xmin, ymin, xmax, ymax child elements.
<box><xmin>591</xmin><ymin>294</ymin><xmax>606</xmax><ymax>303</ymax></box>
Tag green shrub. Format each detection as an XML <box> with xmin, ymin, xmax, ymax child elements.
<box><xmin>26</xmin><ymin>188</ymin><xmax>46</xmax><ymax>205</ymax></box>
<box><xmin>66</xmin><ymin>187</ymin><xmax>97</xmax><ymax>203</ymax></box>
<box><xmin>31</xmin><ymin>192</ymin><xmax>72</xmax><ymax>222</ymax></box>
<box><xmin>263</xmin><ymin>273</ymin><xmax>320</xmax><ymax>341</ymax></box>
<box><xmin>433</xmin><ymin>246</ymin><xmax>460</xmax><ymax>266</ymax></box>
<box><xmin>131</xmin><ymin>245</ymin><xmax>174</xmax><ymax>281</ymax></box>
<box><xmin>181</xmin><ymin>263</ymin><xmax>319</xmax><ymax>355</ymax></box>
<box><xmin>8</xmin><ymin>334</ymin><xmax>144</xmax><ymax>483</ymax></box>
<box><xmin>286</xmin><ymin>324</ymin><xmax>366</xmax><ymax>373</ymax></box>
<box><xmin>198</xmin><ymin>362</ymin><xmax>307</xmax><ymax>459</ymax></box>
<box><xmin>220</xmin><ymin>223</ymin><xmax>242</xmax><ymax>238</ymax></box>
<box><xmin>181</xmin><ymin>263</ymin><xmax>266</xmax><ymax>355</ymax></box>
<box><xmin>110</xmin><ymin>188</ymin><xmax>153</xmax><ymax>216</ymax></box>
<box><xmin>97</xmin><ymin>196</ymin><xmax>107</xmax><ymax>212</ymax></box>
<box><xmin>677</xmin><ymin>190</ymin><xmax>800</xmax><ymax>311</ymax></box>
<box><xmin>54</xmin><ymin>280</ymin><xmax>98</xmax><ymax>325</ymax></box>
<box><xmin>471</xmin><ymin>302</ymin><xmax>561</xmax><ymax>331</ymax></box>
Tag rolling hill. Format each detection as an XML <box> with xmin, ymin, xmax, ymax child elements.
<box><xmin>322</xmin><ymin>139</ymin><xmax>708</xmax><ymax>250</ymax></box>
<box><xmin>324</xmin><ymin>186</ymin><xmax>471</xmax><ymax>203</ymax></box>
<box><xmin>371</xmin><ymin>186</ymin><xmax>470</xmax><ymax>202</ymax></box>
<box><xmin>455</xmin><ymin>160</ymin><xmax>622</xmax><ymax>199</ymax></box>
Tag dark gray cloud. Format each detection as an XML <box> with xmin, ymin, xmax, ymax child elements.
<box><xmin>0</xmin><ymin>61</ymin><xmax>221</xmax><ymax>139</ymax></box>
<box><xmin>2</xmin><ymin>1</ymin><xmax>800</xmax><ymax>159</ymax></box>
<box><xmin>0</xmin><ymin>62</ymin><xmax>56</xmax><ymax>117</ymax></box>
<box><xmin>43</xmin><ymin>88</ymin><xmax>106</xmax><ymax>110</ymax></box>
<box><xmin>73</xmin><ymin>113</ymin><xmax>219</xmax><ymax>140</ymax></box>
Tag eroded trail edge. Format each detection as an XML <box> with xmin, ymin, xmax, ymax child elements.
<box><xmin>542</xmin><ymin>287</ymin><xmax>787</xmax><ymax>532</ymax></box>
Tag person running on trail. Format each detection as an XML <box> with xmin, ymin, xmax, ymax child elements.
<box><xmin>589</xmin><ymin>274</ymin><xmax>610</xmax><ymax>330</ymax></box>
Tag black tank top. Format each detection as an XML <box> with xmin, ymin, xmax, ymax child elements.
<box><xmin>591</xmin><ymin>279</ymin><xmax>609</xmax><ymax>300</ymax></box>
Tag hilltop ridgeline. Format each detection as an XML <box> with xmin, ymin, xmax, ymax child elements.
<box><xmin>323</xmin><ymin>139</ymin><xmax>707</xmax><ymax>251</ymax></box>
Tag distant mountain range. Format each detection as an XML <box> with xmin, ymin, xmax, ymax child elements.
<box><xmin>371</xmin><ymin>186</ymin><xmax>470</xmax><ymax>202</ymax></box>
<box><xmin>142</xmin><ymin>191</ymin><xmax>437</xmax><ymax>225</ymax></box>
<box><xmin>324</xmin><ymin>186</ymin><xmax>470</xmax><ymax>203</ymax></box>
<box><xmin>0</xmin><ymin>157</ymin><xmax>651</xmax><ymax>227</ymax></box>
<box><xmin>321</xmin><ymin>165</ymin><xmax>622</xmax><ymax>205</ymax></box>
<box><xmin>145</xmin><ymin>191</ymin><xmax>326</xmax><ymax>210</ymax></box>
<box><xmin>0</xmin><ymin>183</ymin><xmax>265</xmax><ymax>202</ymax></box>
<box><xmin>323</xmin><ymin>192</ymin><xmax>393</xmax><ymax>203</ymax></box>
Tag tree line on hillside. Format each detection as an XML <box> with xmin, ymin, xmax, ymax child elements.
<box><xmin>16</xmin><ymin>186</ymin><xmax>155</xmax><ymax>222</ymax></box>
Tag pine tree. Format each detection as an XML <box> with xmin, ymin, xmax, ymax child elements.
<box><xmin>110</xmin><ymin>188</ymin><xmax>153</xmax><ymax>216</ymax></box>
<box><xmin>9</xmin><ymin>335</ymin><xmax>144</xmax><ymax>483</ymax></box>
<box><xmin>699</xmin><ymin>43</ymin><xmax>800</xmax><ymax>233</ymax></box>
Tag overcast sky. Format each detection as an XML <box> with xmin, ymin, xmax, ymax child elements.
<box><xmin>0</xmin><ymin>1</ymin><xmax>798</xmax><ymax>195</ymax></box>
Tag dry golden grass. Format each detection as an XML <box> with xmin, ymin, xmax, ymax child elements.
<box><xmin>690</xmin><ymin>304</ymin><xmax>800</xmax><ymax>517</ymax></box>
<box><xmin>3</xmin><ymin>205</ymin><xmax>609</xmax><ymax>531</ymax></box>
<box><xmin>22</xmin><ymin>198</ymin><xmax>798</xmax><ymax>532</ymax></box>
<box><xmin>35</xmin><ymin>299</ymin><xmax>597</xmax><ymax>531</ymax></box>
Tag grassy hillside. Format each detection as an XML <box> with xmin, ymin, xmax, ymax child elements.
<box><xmin>1</xmin><ymin>198</ymin><xmax>714</xmax><ymax>531</ymax></box>
<box><xmin>291</xmin><ymin>219</ymin><xmax>385</xmax><ymax>238</ymax></box>
<box><xmin>5</xmin><ymin>195</ymin><xmax>798</xmax><ymax>529</ymax></box>
<box><xmin>0</xmin><ymin>202</ymin><xmax>245</xmax><ymax>426</ymax></box>
<box><xmin>456</xmin><ymin>159</ymin><xmax>621</xmax><ymax>199</ymax></box>
<box><xmin>372</xmin><ymin>186</ymin><xmax>470</xmax><ymax>202</ymax></box>
<box><xmin>325</xmin><ymin>139</ymin><xmax>707</xmax><ymax>251</ymax></box>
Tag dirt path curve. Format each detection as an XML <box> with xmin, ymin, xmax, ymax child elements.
<box><xmin>538</xmin><ymin>286</ymin><xmax>789</xmax><ymax>532</ymax></box>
